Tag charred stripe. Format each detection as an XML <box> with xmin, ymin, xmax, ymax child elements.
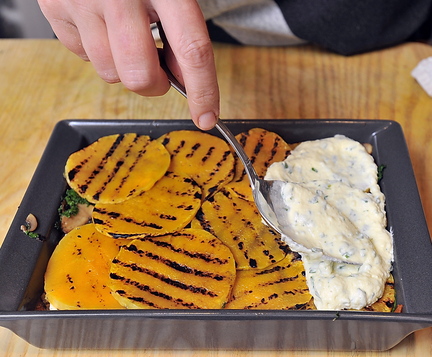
<box><xmin>111</xmin><ymin>274</ymin><xmax>202</xmax><ymax>308</ymax></box>
<box><xmin>128</xmin><ymin>238</ymin><xmax>230</xmax><ymax>265</ymax></box>
<box><xmin>111</xmin><ymin>264</ymin><xmax>219</xmax><ymax>298</ymax></box>
<box><xmin>115</xmin><ymin>254</ymin><xmax>227</xmax><ymax>281</ymax></box>
<box><xmin>185</xmin><ymin>143</ymin><xmax>202</xmax><ymax>158</ymax></box>
<box><xmin>172</xmin><ymin>139</ymin><xmax>186</xmax><ymax>155</ymax></box>
<box><xmin>84</xmin><ymin>134</ymin><xmax>126</xmax><ymax>184</ymax></box>
<box><xmin>201</xmin><ymin>146</ymin><xmax>214</xmax><ymax>162</ymax></box>
<box><xmin>92</xmin><ymin>135</ymin><xmax>149</xmax><ymax>200</ymax></box>
<box><xmin>94</xmin><ymin>207</ymin><xmax>164</xmax><ymax>230</ymax></box>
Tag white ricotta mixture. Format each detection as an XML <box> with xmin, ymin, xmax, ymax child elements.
<box><xmin>265</xmin><ymin>135</ymin><xmax>393</xmax><ymax>310</ymax></box>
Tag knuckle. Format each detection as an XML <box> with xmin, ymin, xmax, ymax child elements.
<box><xmin>191</xmin><ymin>85</ymin><xmax>219</xmax><ymax>107</ymax></box>
<box><xmin>120</xmin><ymin>70</ymin><xmax>160</xmax><ymax>94</ymax></box>
<box><xmin>177</xmin><ymin>37</ymin><xmax>213</xmax><ymax>69</ymax></box>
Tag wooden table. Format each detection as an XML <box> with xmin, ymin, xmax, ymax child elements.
<box><xmin>0</xmin><ymin>39</ymin><xmax>431</xmax><ymax>356</ymax></box>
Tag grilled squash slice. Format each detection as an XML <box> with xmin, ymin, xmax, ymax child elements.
<box><xmin>44</xmin><ymin>224</ymin><xmax>128</xmax><ymax>309</ymax></box>
<box><xmin>65</xmin><ymin>133</ymin><xmax>170</xmax><ymax>204</ymax></box>
<box><xmin>93</xmin><ymin>171</ymin><xmax>202</xmax><ymax>238</ymax></box>
<box><xmin>158</xmin><ymin>130</ymin><xmax>235</xmax><ymax>199</ymax></box>
<box><xmin>225</xmin><ymin>251</ymin><xmax>312</xmax><ymax>309</ymax></box>
<box><xmin>109</xmin><ymin>228</ymin><xmax>236</xmax><ymax>309</ymax></box>
<box><xmin>226</xmin><ymin>128</ymin><xmax>292</xmax><ymax>201</ymax></box>
<box><xmin>195</xmin><ymin>187</ymin><xmax>289</xmax><ymax>270</ymax></box>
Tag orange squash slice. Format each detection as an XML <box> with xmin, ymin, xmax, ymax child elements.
<box><xmin>225</xmin><ymin>251</ymin><xmax>312</xmax><ymax>309</ymax></box>
<box><xmin>196</xmin><ymin>187</ymin><xmax>289</xmax><ymax>270</ymax></box>
<box><xmin>109</xmin><ymin>228</ymin><xmax>236</xmax><ymax>309</ymax></box>
<box><xmin>65</xmin><ymin>133</ymin><xmax>170</xmax><ymax>204</ymax></box>
<box><xmin>226</xmin><ymin>128</ymin><xmax>292</xmax><ymax>201</ymax></box>
<box><xmin>92</xmin><ymin>171</ymin><xmax>202</xmax><ymax>238</ymax></box>
<box><xmin>158</xmin><ymin>130</ymin><xmax>235</xmax><ymax>199</ymax></box>
<box><xmin>44</xmin><ymin>223</ymin><xmax>128</xmax><ymax>309</ymax></box>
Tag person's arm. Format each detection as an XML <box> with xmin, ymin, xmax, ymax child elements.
<box><xmin>37</xmin><ymin>0</ymin><xmax>219</xmax><ymax>130</ymax></box>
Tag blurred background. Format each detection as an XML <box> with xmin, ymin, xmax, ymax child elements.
<box><xmin>0</xmin><ymin>0</ymin><xmax>53</xmax><ymax>38</ymax></box>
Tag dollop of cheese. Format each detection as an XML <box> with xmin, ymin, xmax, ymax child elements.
<box><xmin>265</xmin><ymin>135</ymin><xmax>393</xmax><ymax>310</ymax></box>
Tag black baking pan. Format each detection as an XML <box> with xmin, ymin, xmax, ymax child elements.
<box><xmin>0</xmin><ymin>119</ymin><xmax>431</xmax><ymax>351</ymax></box>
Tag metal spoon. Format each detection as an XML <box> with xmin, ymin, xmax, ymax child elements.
<box><xmin>158</xmin><ymin>54</ymin><xmax>358</xmax><ymax>265</ymax></box>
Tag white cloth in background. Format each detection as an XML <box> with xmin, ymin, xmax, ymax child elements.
<box><xmin>197</xmin><ymin>0</ymin><xmax>305</xmax><ymax>46</ymax></box>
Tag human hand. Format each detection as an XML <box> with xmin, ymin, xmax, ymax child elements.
<box><xmin>37</xmin><ymin>0</ymin><xmax>219</xmax><ymax>130</ymax></box>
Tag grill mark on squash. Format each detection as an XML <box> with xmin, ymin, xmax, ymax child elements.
<box><xmin>91</xmin><ymin>135</ymin><xmax>152</xmax><ymax>201</ymax></box>
<box><xmin>120</xmin><ymin>136</ymin><xmax>149</xmax><ymax>198</ymax></box>
<box><xmin>114</xmin><ymin>249</ymin><xmax>227</xmax><ymax>282</ymax></box>
<box><xmin>172</xmin><ymin>140</ymin><xmax>186</xmax><ymax>155</ymax></box>
<box><xmin>68</xmin><ymin>159</ymin><xmax>88</xmax><ymax>182</ymax></box>
<box><xmin>130</xmin><ymin>238</ymin><xmax>230</xmax><ymax>265</ymax></box>
<box><xmin>239</xmin><ymin>284</ymin><xmax>310</xmax><ymax>310</ymax></box>
<box><xmin>200</xmin><ymin>149</ymin><xmax>232</xmax><ymax>187</ymax></box>
<box><xmin>110</xmin><ymin>239</ymin><xmax>227</xmax><ymax>307</ymax></box>
<box><xmin>233</xmin><ymin>129</ymin><xmax>291</xmax><ymax>184</ymax></box>
<box><xmin>186</xmin><ymin>143</ymin><xmax>201</xmax><ymax>158</ymax></box>
<box><xmin>77</xmin><ymin>134</ymin><xmax>126</xmax><ymax>194</ymax></box>
<box><xmin>201</xmin><ymin>146</ymin><xmax>214</xmax><ymax>162</ymax></box>
<box><xmin>93</xmin><ymin>171</ymin><xmax>201</xmax><ymax>234</ymax></box>
<box><xmin>92</xmin><ymin>134</ymin><xmax>138</xmax><ymax>200</ymax></box>
<box><xmin>109</xmin><ymin>228</ymin><xmax>236</xmax><ymax>310</ymax></box>
<box><xmin>69</xmin><ymin>134</ymin><xmax>156</xmax><ymax>201</ymax></box>
<box><xmin>111</xmin><ymin>264</ymin><xmax>218</xmax><ymax>298</ymax></box>
<box><xmin>93</xmin><ymin>207</ymin><xmax>165</xmax><ymax>230</ymax></box>
<box><xmin>111</xmin><ymin>275</ymin><xmax>202</xmax><ymax>309</ymax></box>
<box><xmin>91</xmin><ymin>159</ymin><xmax>125</xmax><ymax>201</ymax></box>
<box><xmin>213</xmin><ymin>189</ymin><xmax>285</xmax><ymax>266</ymax></box>
<box><xmin>159</xmin><ymin>131</ymin><xmax>235</xmax><ymax>200</ymax></box>
<box><xmin>249</xmin><ymin>130</ymin><xmax>266</xmax><ymax>174</ymax></box>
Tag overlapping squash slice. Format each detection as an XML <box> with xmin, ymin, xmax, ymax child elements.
<box><xmin>195</xmin><ymin>187</ymin><xmax>289</xmax><ymax>270</ymax></box>
<box><xmin>44</xmin><ymin>224</ymin><xmax>128</xmax><ymax>309</ymax></box>
<box><xmin>93</xmin><ymin>171</ymin><xmax>202</xmax><ymax>238</ymax></box>
<box><xmin>158</xmin><ymin>130</ymin><xmax>235</xmax><ymax>199</ymax></box>
<box><xmin>109</xmin><ymin>228</ymin><xmax>236</xmax><ymax>309</ymax></box>
<box><xmin>225</xmin><ymin>251</ymin><xmax>312</xmax><ymax>309</ymax></box>
<box><xmin>65</xmin><ymin>133</ymin><xmax>170</xmax><ymax>204</ymax></box>
<box><xmin>225</xmin><ymin>128</ymin><xmax>292</xmax><ymax>201</ymax></box>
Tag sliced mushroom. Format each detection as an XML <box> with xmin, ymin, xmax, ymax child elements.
<box><xmin>20</xmin><ymin>213</ymin><xmax>38</xmax><ymax>232</ymax></box>
<box><xmin>60</xmin><ymin>203</ymin><xmax>94</xmax><ymax>234</ymax></box>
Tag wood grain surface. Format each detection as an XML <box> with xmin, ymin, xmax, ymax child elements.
<box><xmin>0</xmin><ymin>39</ymin><xmax>431</xmax><ymax>356</ymax></box>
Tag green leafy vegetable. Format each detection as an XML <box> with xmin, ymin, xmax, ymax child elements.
<box><xmin>59</xmin><ymin>189</ymin><xmax>91</xmax><ymax>218</ymax></box>
<box><xmin>377</xmin><ymin>164</ymin><xmax>386</xmax><ymax>182</ymax></box>
<box><xmin>26</xmin><ymin>231</ymin><xmax>41</xmax><ymax>239</ymax></box>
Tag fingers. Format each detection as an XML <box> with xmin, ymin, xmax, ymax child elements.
<box><xmin>38</xmin><ymin>0</ymin><xmax>120</xmax><ymax>83</ymax></box>
<box><xmin>37</xmin><ymin>0</ymin><xmax>219</xmax><ymax>130</ymax></box>
<box><xmin>70</xmin><ymin>9</ymin><xmax>120</xmax><ymax>84</ymax></box>
<box><xmin>37</xmin><ymin>0</ymin><xmax>89</xmax><ymax>61</ymax></box>
<box><xmin>155</xmin><ymin>1</ymin><xmax>220</xmax><ymax>130</ymax></box>
<box><xmin>38</xmin><ymin>0</ymin><xmax>169</xmax><ymax>95</ymax></box>
<box><xmin>102</xmin><ymin>0</ymin><xmax>170</xmax><ymax>95</ymax></box>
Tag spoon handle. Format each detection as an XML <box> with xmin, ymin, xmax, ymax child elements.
<box><xmin>214</xmin><ymin>121</ymin><xmax>258</xmax><ymax>190</ymax></box>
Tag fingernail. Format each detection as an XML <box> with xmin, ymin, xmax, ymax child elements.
<box><xmin>198</xmin><ymin>112</ymin><xmax>217</xmax><ymax>130</ymax></box>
